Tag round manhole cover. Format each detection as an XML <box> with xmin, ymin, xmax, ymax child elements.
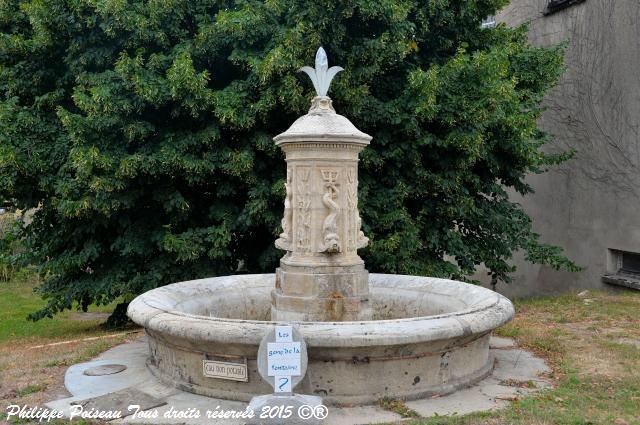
<box><xmin>83</xmin><ymin>364</ymin><xmax>127</xmax><ymax>376</ymax></box>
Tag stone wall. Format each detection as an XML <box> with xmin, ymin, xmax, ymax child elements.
<box><xmin>491</xmin><ymin>0</ymin><xmax>640</xmax><ymax>297</ymax></box>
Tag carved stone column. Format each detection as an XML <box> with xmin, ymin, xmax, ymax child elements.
<box><xmin>272</xmin><ymin>48</ymin><xmax>372</xmax><ymax>321</ymax></box>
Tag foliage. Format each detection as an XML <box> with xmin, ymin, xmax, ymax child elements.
<box><xmin>0</xmin><ymin>212</ymin><xmax>22</xmax><ymax>281</ymax></box>
<box><xmin>0</xmin><ymin>273</ymin><xmax>117</xmax><ymax>343</ymax></box>
<box><xmin>0</xmin><ymin>0</ymin><xmax>578</xmax><ymax>321</ymax></box>
<box><xmin>378</xmin><ymin>397</ymin><xmax>420</xmax><ymax>418</ymax></box>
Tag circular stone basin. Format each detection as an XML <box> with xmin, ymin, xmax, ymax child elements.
<box><xmin>127</xmin><ymin>274</ymin><xmax>514</xmax><ymax>405</ymax></box>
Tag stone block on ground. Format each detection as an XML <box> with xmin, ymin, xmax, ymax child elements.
<box><xmin>77</xmin><ymin>388</ymin><xmax>166</xmax><ymax>420</ymax></box>
<box><xmin>246</xmin><ymin>393</ymin><xmax>325</xmax><ymax>425</ymax></box>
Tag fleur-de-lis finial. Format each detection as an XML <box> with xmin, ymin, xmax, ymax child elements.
<box><xmin>300</xmin><ymin>47</ymin><xmax>343</xmax><ymax>97</ymax></box>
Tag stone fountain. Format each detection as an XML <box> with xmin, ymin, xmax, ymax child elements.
<box><xmin>127</xmin><ymin>48</ymin><xmax>515</xmax><ymax>406</ymax></box>
<box><xmin>272</xmin><ymin>49</ymin><xmax>371</xmax><ymax>322</ymax></box>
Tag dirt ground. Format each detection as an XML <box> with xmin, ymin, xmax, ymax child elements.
<box><xmin>1</xmin><ymin>289</ymin><xmax>639</xmax><ymax>425</ymax></box>
<box><xmin>0</xmin><ymin>329</ymin><xmax>141</xmax><ymax>424</ymax></box>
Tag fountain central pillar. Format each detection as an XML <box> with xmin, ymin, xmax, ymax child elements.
<box><xmin>271</xmin><ymin>48</ymin><xmax>372</xmax><ymax>321</ymax></box>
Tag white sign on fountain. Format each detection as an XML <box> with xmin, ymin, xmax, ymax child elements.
<box><xmin>248</xmin><ymin>325</ymin><xmax>324</xmax><ymax>425</ymax></box>
<box><xmin>257</xmin><ymin>326</ymin><xmax>307</xmax><ymax>393</ymax></box>
<box><xmin>267</xmin><ymin>326</ymin><xmax>302</xmax><ymax>392</ymax></box>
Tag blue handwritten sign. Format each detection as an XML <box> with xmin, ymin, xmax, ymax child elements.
<box><xmin>267</xmin><ymin>342</ymin><xmax>302</xmax><ymax>377</ymax></box>
<box><xmin>275</xmin><ymin>326</ymin><xmax>293</xmax><ymax>342</ymax></box>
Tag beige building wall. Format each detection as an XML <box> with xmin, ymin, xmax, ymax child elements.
<box><xmin>491</xmin><ymin>0</ymin><xmax>640</xmax><ymax>297</ymax></box>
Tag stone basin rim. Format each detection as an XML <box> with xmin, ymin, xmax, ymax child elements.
<box><xmin>128</xmin><ymin>273</ymin><xmax>514</xmax><ymax>348</ymax></box>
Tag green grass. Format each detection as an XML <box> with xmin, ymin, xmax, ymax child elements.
<box><xmin>0</xmin><ymin>274</ymin><xmax>118</xmax><ymax>344</ymax></box>
<box><xmin>500</xmin><ymin>372</ymin><xmax>639</xmax><ymax>424</ymax></box>
<box><xmin>15</xmin><ymin>383</ymin><xmax>47</xmax><ymax>397</ymax></box>
<box><xmin>43</xmin><ymin>338</ymin><xmax>127</xmax><ymax>368</ymax></box>
<box><xmin>378</xmin><ymin>397</ymin><xmax>420</xmax><ymax>418</ymax></box>
<box><xmin>1</xmin><ymin>212</ymin><xmax>121</xmax><ymax>344</ymax></box>
<box><xmin>389</xmin><ymin>290</ymin><xmax>640</xmax><ymax>425</ymax></box>
<box><xmin>403</xmin><ymin>370</ymin><xmax>640</xmax><ymax>425</ymax></box>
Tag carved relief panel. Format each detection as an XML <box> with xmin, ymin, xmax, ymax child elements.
<box><xmin>274</xmin><ymin>168</ymin><xmax>293</xmax><ymax>251</ymax></box>
<box><xmin>319</xmin><ymin>169</ymin><xmax>341</xmax><ymax>253</ymax></box>
<box><xmin>295</xmin><ymin>166</ymin><xmax>312</xmax><ymax>252</ymax></box>
<box><xmin>276</xmin><ymin>157</ymin><xmax>367</xmax><ymax>256</ymax></box>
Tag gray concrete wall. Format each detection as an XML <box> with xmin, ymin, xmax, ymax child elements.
<box><xmin>492</xmin><ymin>0</ymin><xmax>640</xmax><ymax>297</ymax></box>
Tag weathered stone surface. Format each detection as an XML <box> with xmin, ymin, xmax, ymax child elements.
<box><xmin>76</xmin><ymin>388</ymin><xmax>165</xmax><ymax>419</ymax></box>
<box><xmin>602</xmin><ymin>274</ymin><xmax>640</xmax><ymax>291</ymax></box>
<box><xmin>491</xmin><ymin>348</ymin><xmax>551</xmax><ymax>385</ymax></box>
<box><xmin>256</xmin><ymin>326</ymin><xmax>308</xmax><ymax>392</ymax></box>
<box><xmin>64</xmin><ymin>345</ymin><xmax>156</xmax><ymax>401</ymax></box>
<box><xmin>276</xmin><ymin>264</ymin><xmax>369</xmax><ymax>297</ymax></box>
<box><xmin>271</xmin><ymin>292</ymin><xmax>370</xmax><ymax>321</ymax></box>
<box><xmin>270</xmin><ymin>69</ymin><xmax>373</xmax><ymax>321</ymax></box>
<box><xmin>127</xmin><ymin>273</ymin><xmax>514</xmax><ymax>404</ymax></box>
<box><xmin>246</xmin><ymin>394</ymin><xmax>325</xmax><ymax>425</ymax></box>
<box><xmin>83</xmin><ymin>364</ymin><xmax>127</xmax><ymax>376</ymax></box>
<box><xmin>489</xmin><ymin>336</ymin><xmax>517</xmax><ymax>349</ymax></box>
<box><xmin>48</xmin><ymin>335</ymin><xmax>551</xmax><ymax>424</ymax></box>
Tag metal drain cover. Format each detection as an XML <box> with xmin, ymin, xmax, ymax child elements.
<box><xmin>83</xmin><ymin>364</ymin><xmax>127</xmax><ymax>376</ymax></box>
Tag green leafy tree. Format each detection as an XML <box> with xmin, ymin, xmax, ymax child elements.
<box><xmin>0</xmin><ymin>0</ymin><xmax>578</xmax><ymax>323</ymax></box>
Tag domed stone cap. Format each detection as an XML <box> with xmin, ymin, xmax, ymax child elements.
<box><xmin>275</xmin><ymin>47</ymin><xmax>372</xmax><ymax>146</ymax></box>
<box><xmin>274</xmin><ymin>96</ymin><xmax>372</xmax><ymax>146</ymax></box>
